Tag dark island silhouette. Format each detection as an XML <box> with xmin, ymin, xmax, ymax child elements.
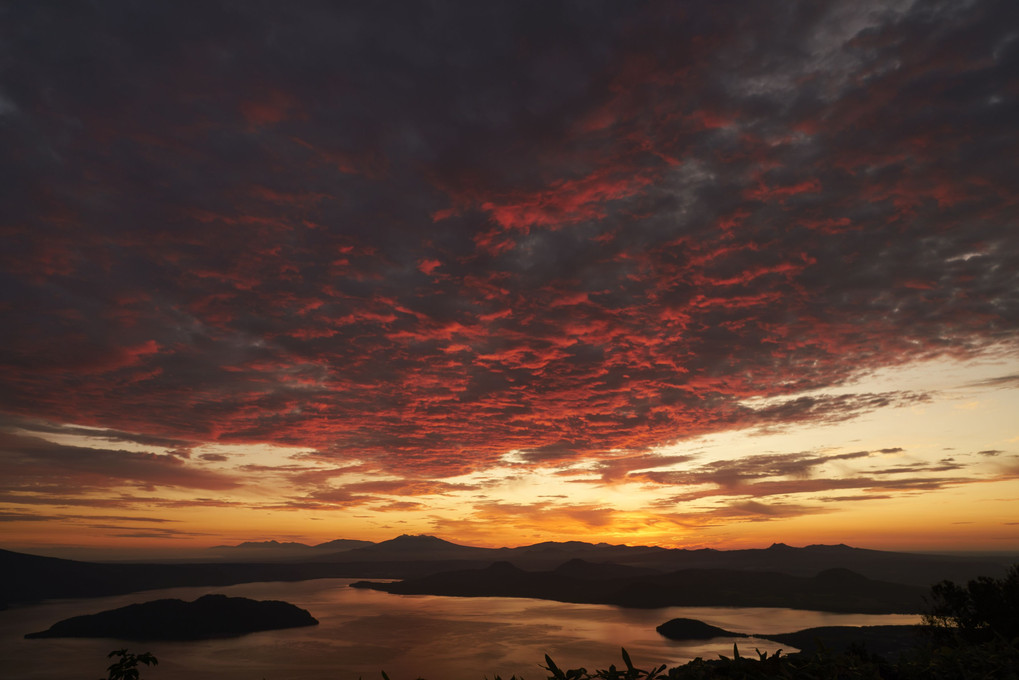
<box><xmin>24</xmin><ymin>594</ymin><xmax>317</xmax><ymax>640</ymax></box>
<box><xmin>351</xmin><ymin>560</ymin><xmax>927</xmax><ymax>614</ymax></box>
<box><xmin>656</xmin><ymin>618</ymin><xmax>749</xmax><ymax>640</ymax></box>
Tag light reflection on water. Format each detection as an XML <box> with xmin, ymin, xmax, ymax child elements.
<box><xmin>0</xmin><ymin>578</ymin><xmax>921</xmax><ymax>680</ymax></box>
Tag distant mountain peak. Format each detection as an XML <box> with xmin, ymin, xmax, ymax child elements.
<box><xmin>209</xmin><ymin>539</ymin><xmax>375</xmax><ymax>556</ymax></box>
<box><xmin>232</xmin><ymin>540</ymin><xmax>310</xmax><ymax>549</ymax></box>
<box><xmin>765</xmin><ymin>542</ymin><xmax>861</xmax><ymax>553</ymax></box>
<box><xmin>521</xmin><ymin>540</ymin><xmax>598</xmax><ymax>552</ymax></box>
<box><xmin>559</xmin><ymin>557</ymin><xmax>591</xmax><ymax>566</ymax></box>
<box><xmin>484</xmin><ymin>560</ymin><xmax>523</xmax><ymax>574</ymax></box>
<box><xmin>394</xmin><ymin>533</ymin><xmax>450</xmax><ymax>542</ymax></box>
<box><xmin>311</xmin><ymin>539</ymin><xmax>374</xmax><ymax>550</ymax></box>
<box><xmin>375</xmin><ymin>534</ymin><xmax>461</xmax><ymax>548</ymax></box>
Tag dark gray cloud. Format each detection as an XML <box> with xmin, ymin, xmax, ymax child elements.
<box><xmin>966</xmin><ymin>374</ymin><xmax>1019</xmax><ymax>389</ymax></box>
<box><xmin>709</xmin><ymin>500</ymin><xmax>833</xmax><ymax>522</ymax></box>
<box><xmin>639</xmin><ymin>448</ymin><xmax>880</xmax><ymax>489</ymax></box>
<box><xmin>0</xmin><ymin>0</ymin><xmax>1015</xmax><ymax>480</ymax></box>
<box><xmin>612</xmin><ymin>445</ymin><xmax>1009</xmax><ymax>505</ymax></box>
<box><xmin>0</xmin><ymin>430</ymin><xmax>240</xmax><ymax>495</ymax></box>
<box><xmin>0</xmin><ymin>510</ymin><xmax>54</xmax><ymax>522</ymax></box>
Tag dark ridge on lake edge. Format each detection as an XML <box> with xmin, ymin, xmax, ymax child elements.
<box><xmin>350</xmin><ymin>561</ymin><xmax>927</xmax><ymax>614</ymax></box>
<box><xmin>763</xmin><ymin>624</ymin><xmax>926</xmax><ymax>657</ymax></box>
<box><xmin>656</xmin><ymin>618</ymin><xmax>926</xmax><ymax>658</ymax></box>
<box><xmin>0</xmin><ymin>547</ymin><xmax>492</xmax><ymax>606</ymax></box>
<box><xmin>24</xmin><ymin>594</ymin><xmax>317</xmax><ymax>640</ymax></box>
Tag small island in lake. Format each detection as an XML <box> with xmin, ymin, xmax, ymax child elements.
<box><xmin>656</xmin><ymin>618</ymin><xmax>748</xmax><ymax>640</ymax></box>
<box><xmin>24</xmin><ymin>594</ymin><xmax>318</xmax><ymax>640</ymax></box>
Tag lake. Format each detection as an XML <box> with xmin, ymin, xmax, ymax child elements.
<box><xmin>0</xmin><ymin>578</ymin><xmax>921</xmax><ymax>680</ymax></box>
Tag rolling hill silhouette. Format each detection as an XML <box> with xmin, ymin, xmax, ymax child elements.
<box><xmin>25</xmin><ymin>594</ymin><xmax>317</xmax><ymax>640</ymax></box>
<box><xmin>3</xmin><ymin>535</ymin><xmax>1012</xmax><ymax>608</ymax></box>
<box><xmin>350</xmin><ymin>560</ymin><xmax>928</xmax><ymax>614</ymax></box>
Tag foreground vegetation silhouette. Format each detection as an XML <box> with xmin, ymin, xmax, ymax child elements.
<box><xmin>99</xmin><ymin>649</ymin><xmax>157</xmax><ymax>680</ymax></box>
<box><xmin>98</xmin><ymin>566</ymin><xmax>1018</xmax><ymax>680</ymax></box>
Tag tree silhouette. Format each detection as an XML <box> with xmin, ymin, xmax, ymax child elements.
<box><xmin>100</xmin><ymin>649</ymin><xmax>157</xmax><ymax>680</ymax></box>
<box><xmin>923</xmin><ymin>564</ymin><xmax>1019</xmax><ymax>642</ymax></box>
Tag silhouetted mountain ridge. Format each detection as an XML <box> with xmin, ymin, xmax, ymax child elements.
<box><xmin>205</xmin><ymin>538</ymin><xmax>373</xmax><ymax>560</ymax></box>
<box><xmin>316</xmin><ymin>536</ymin><xmax>1014</xmax><ymax>586</ymax></box>
<box><xmin>552</xmin><ymin>558</ymin><xmax>661</xmax><ymax>580</ymax></box>
<box><xmin>358</xmin><ymin>534</ymin><xmax>464</xmax><ymax>552</ymax></box>
<box><xmin>176</xmin><ymin>534</ymin><xmax>1015</xmax><ymax>587</ymax></box>
<box><xmin>233</xmin><ymin>540</ymin><xmax>307</xmax><ymax>548</ymax></box>
<box><xmin>3</xmin><ymin>536</ymin><xmax>1015</xmax><ymax>606</ymax></box>
<box><xmin>314</xmin><ymin>538</ymin><xmax>375</xmax><ymax>551</ymax></box>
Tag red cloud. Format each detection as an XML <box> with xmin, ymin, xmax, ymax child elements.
<box><xmin>1</xmin><ymin>0</ymin><xmax>1016</xmax><ymax>487</ymax></box>
<box><xmin>480</xmin><ymin>168</ymin><xmax>656</xmax><ymax>231</ymax></box>
<box><xmin>240</xmin><ymin>89</ymin><xmax>299</xmax><ymax>128</ymax></box>
<box><xmin>746</xmin><ymin>178</ymin><xmax>822</xmax><ymax>202</ymax></box>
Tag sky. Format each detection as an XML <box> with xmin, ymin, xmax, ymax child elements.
<box><xmin>1</xmin><ymin>0</ymin><xmax>1018</xmax><ymax>557</ymax></box>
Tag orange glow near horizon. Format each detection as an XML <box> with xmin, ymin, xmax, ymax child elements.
<box><xmin>5</xmin><ymin>352</ymin><xmax>1019</xmax><ymax>558</ymax></box>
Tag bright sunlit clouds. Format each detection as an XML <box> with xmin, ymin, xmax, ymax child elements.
<box><xmin>4</xmin><ymin>349</ymin><xmax>1017</xmax><ymax>554</ymax></box>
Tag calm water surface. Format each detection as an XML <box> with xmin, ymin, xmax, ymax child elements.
<box><xmin>0</xmin><ymin>578</ymin><xmax>921</xmax><ymax>680</ymax></box>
